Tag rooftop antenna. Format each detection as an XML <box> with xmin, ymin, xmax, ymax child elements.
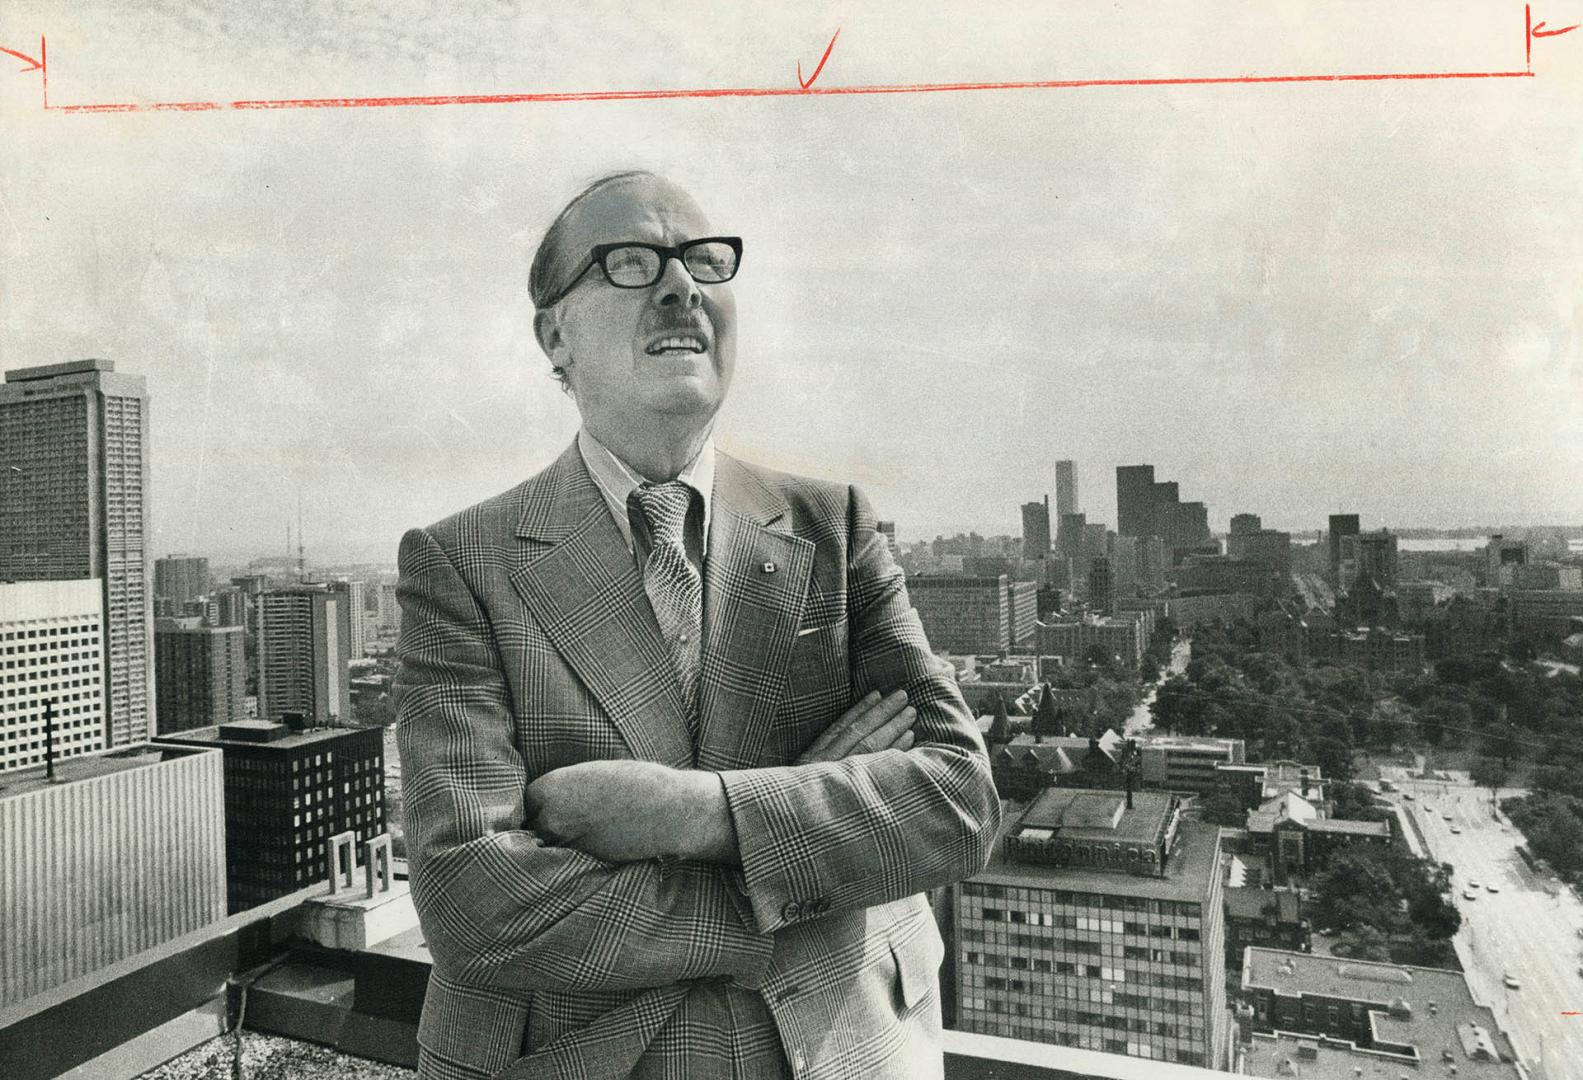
<box><xmin>297</xmin><ymin>490</ymin><xmax>306</xmax><ymax>581</ymax></box>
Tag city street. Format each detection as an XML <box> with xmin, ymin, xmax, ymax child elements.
<box><xmin>1390</xmin><ymin>771</ymin><xmax>1583</xmax><ymax>1079</ymax></box>
<box><xmin>1125</xmin><ymin>638</ymin><xmax>1191</xmax><ymax>736</ymax></box>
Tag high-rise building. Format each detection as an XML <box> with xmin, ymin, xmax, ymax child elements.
<box><xmin>875</xmin><ymin>520</ymin><xmax>897</xmax><ymax>550</ymax></box>
<box><xmin>1326</xmin><ymin>514</ymin><xmax>1361</xmax><ymax>583</ymax></box>
<box><xmin>1056</xmin><ymin>512</ymin><xmax>1086</xmax><ymax>561</ymax></box>
<box><xmin>205</xmin><ymin>585</ymin><xmax>248</xmax><ymax>629</ymax></box>
<box><xmin>1</xmin><ymin>579</ymin><xmax>106</xmax><ymax>772</ymax></box>
<box><xmin>1338</xmin><ymin>528</ymin><xmax>1399</xmax><ymax>589</ymax></box>
<box><xmin>952</xmin><ymin>790</ymin><xmax>1227</xmax><ymax>1068</ymax></box>
<box><xmin>1228</xmin><ymin>513</ymin><xmax>1262</xmax><ymax>535</ymax></box>
<box><xmin>155</xmin><ymin>617</ymin><xmax>247</xmax><ymax>734</ymax></box>
<box><xmin>257</xmin><ymin>586</ymin><xmax>352</xmax><ymax>727</ymax></box>
<box><xmin>155</xmin><ymin>720</ymin><xmax>384</xmax><ymax>913</ymax></box>
<box><xmin>377</xmin><ymin>581</ymin><xmax>401</xmax><ymax>634</ymax></box>
<box><xmin>0</xmin><ymin>360</ymin><xmax>153</xmax><ymax>748</ymax></box>
<box><xmin>1089</xmin><ymin>557</ymin><xmax>1114</xmax><ymax>615</ymax></box>
<box><xmin>1227</xmin><ymin>529</ymin><xmax>1292</xmax><ymax>573</ymax></box>
<box><xmin>1115</xmin><ymin>465</ymin><xmax>1158</xmax><ymax>540</ymax></box>
<box><xmin>0</xmin><ymin>743</ymin><xmax>226</xmax><ymax>1005</ymax></box>
<box><xmin>1021</xmin><ymin>497</ymin><xmax>1052</xmax><ymax>560</ymax></box>
<box><xmin>910</xmin><ymin>575</ymin><xmax>1022</xmax><ymax>655</ymax></box>
<box><xmin>1055</xmin><ymin>460</ymin><xmax>1078</xmax><ymax>518</ymax></box>
<box><xmin>329</xmin><ymin>579</ymin><xmax>368</xmax><ymax>659</ymax></box>
<box><xmin>154</xmin><ymin>555</ymin><xmax>209</xmax><ymax>610</ymax></box>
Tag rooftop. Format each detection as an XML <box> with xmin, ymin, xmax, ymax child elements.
<box><xmin>977</xmin><ymin>815</ymin><xmax>1222</xmax><ymax>903</ymax></box>
<box><xmin>1222</xmin><ymin>887</ymin><xmax>1301</xmax><ymax>923</ymax></box>
<box><xmin>0</xmin><ymin>744</ymin><xmax>215</xmax><ymax>801</ymax></box>
<box><xmin>1242</xmin><ymin>948</ymin><xmax>1522</xmax><ymax>1080</ymax></box>
<box><xmin>1018</xmin><ymin>787</ymin><xmax>1174</xmax><ymax>843</ymax></box>
<box><xmin>3</xmin><ymin>358</ymin><xmax>115</xmax><ymax>382</ymax></box>
<box><xmin>155</xmin><ymin>722</ymin><xmax>378</xmax><ymax>751</ymax></box>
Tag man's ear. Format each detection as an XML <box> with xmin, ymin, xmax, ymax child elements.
<box><xmin>534</xmin><ymin>307</ymin><xmax>566</xmax><ymax>363</ymax></box>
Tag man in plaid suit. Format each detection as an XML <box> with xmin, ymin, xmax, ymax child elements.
<box><xmin>394</xmin><ymin>170</ymin><xmax>1001</xmax><ymax>1080</ymax></box>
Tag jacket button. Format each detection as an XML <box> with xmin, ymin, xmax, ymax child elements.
<box><xmin>780</xmin><ymin>900</ymin><xmax>802</xmax><ymax>921</ymax></box>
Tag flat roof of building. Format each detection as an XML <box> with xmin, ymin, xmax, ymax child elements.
<box><xmin>0</xmin><ymin>744</ymin><xmax>214</xmax><ymax>800</ymax></box>
<box><xmin>1242</xmin><ymin>948</ymin><xmax>1521</xmax><ymax>1080</ymax></box>
<box><xmin>974</xmin><ymin>814</ymin><xmax>1221</xmax><ymax>904</ymax></box>
<box><xmin>154</xmin><ymin>722</ymin><xmax>376</xmax><ymax>751</ymax></box>
<box><xmin>3</xmin><ymin>359</ymin><xmax>114</xmax><ymax>382</ymax></box>
<box><xmin>1018</xmin><ymin>787</ymin><xmax>1174</xmax><ymax>843</ymax></box>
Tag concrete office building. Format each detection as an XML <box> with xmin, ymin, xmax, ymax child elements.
<box><xmin>1036</xmin><ymin>613</ymin><xmax>1147</xmax><ymax>672</ymax></box>
<box><xmin>1055</xmin><ymin>460</ymin><xmax>1078</xmax><ymax>517</ymax></box>
<box><xmin>0</xmin><ymin>743</ymin><xmax>226</xmax><ymax>1006</ymax></box>
<box><xmin>1116</xmin><ymin>465</ymin><xmax>1212</xmax><ymax>555</ymax></box>
<box><xmin>1022</xmin><ymin>497</ymin><xmax>1052</xmax><ymax>560</ymax></box>
<box><xmin>205</xmin><ymin>585</ymin><xmax>248</xmax><ymax>629</ymax></box>
<box><xmin>1240</xmin><ymin>947</ymin><xmax>1521</xmax><ymax>1080</ymax></box>
<box><xmin>329</xmin><ymin>579</ymin><xmax>369</xmax><ymax>659</ymax></box>
<box><xmin>154</xmin><ymin>555</ymin><xmax>209</xmax><ymax>610</ymax></box>
<box><xmin>0</xmin><ymin>359</ymin><xmax>154</xmax><ymax>749</ymax></box>
<box><xmin>1088</xmin><ymin>557</ymin><xmax>1114</xmax><ymax>614</ymax></box>
<box><xmin>1510</xmin><ymin>589</ymin><xmax>1583</xmax><ymax>636</ymax></box>
<box><xmin>953</xmin><ymin>789</ymin><xmax>1228</xmax><ymax>1068</ymax></box>
<box><xmin>1135</xmin><ymin>735</ymin><xmax>1246</xmax><ymax>794</ymax></box>
<box><xmin>1326</xmin><ymin>514</ymin><xmax>1361</xmax><ymax>583</ymax></box>
<box><xmin>1337</xmin><ymin>529</ymin><xmax>1399</xmax><ymax>589</ymax></box>
<box><xmin>1</xmin><ymin>579</ymin><xmax>107</xmax><ymax>772</ymax></box>
<box><xmin>154</xmin><ymin>617</ymin><xmax>247</xmax><ymax>734</ymax></box>
<box><xmin>377</xmin><ymin>581</ymin><xmax>400</xmax><ymax>633</ymax></box>
<box><xmin>257</xmin><ymin>585</ymin><xmax>352</xmax><ymax>727</ymax></box>
<box><xmin>156</xmin><ymin>720</ymin><xmax>384</xmax><ymax>913</ymax></box>
<box><xmin>911</xmin><ymin>574</ymin><xmax>1037</xmax><ymax>656</ymax></box>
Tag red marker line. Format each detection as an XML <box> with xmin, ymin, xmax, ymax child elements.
<box><xmin>798</xmin><ymin>28</ymin><xmax>841</xmax><ymax>91</ymax></box>
<box><xmin>1533</xmin><ymin>20</ymin><xmax>1580</xmax><ymax>37</ymax></box>
<box><xmin>45</xmin><ymin>68</ymin><xmax>1535</xmax><ymax>114</ymax></box>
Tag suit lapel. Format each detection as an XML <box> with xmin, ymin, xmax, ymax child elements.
<box><xmin>508</xmin><ymin>443</ymin><xmax>695</xmax><ymax>768</ymax></box>
<box><xmin>697</xmin><ymin>454</ymin><xmax>815</xmax><ymax>771</ymax></box>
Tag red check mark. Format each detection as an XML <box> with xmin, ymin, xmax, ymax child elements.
<box><xmin>797</xmin><ymin>28</ymin><xmax>841</xmax><ymax>91</ymax></box>
<box><xmin>1</xmin><ymin>43</ymin><xmax>42</xmax><ymax>72</ymax></box>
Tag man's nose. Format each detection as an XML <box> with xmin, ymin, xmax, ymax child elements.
<box><xmin>653</xmin><ymin>255</ymin><xmax>702</xmax><ymax>309</ymax></box>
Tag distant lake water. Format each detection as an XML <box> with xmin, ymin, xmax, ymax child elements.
<box><xmin>1398</xmin><ymin>538</ymin><xmax>1488</xmax><ymax>552</ymax></box>
<box><xmin>1396</xmin><ymin>537</ymin><xmax>1583</xmax><ymax>553</ymax></box>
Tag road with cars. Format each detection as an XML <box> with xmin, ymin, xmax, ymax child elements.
<box><xmin>1384</xmin><ymin>768</ymin><xmax>1583</xmax><ymax>1079</ymax></box>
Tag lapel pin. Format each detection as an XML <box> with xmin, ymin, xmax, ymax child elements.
<box><xmin>761</xmin><ymin>561</ymin><xmax>777</xmax><ymax>574</ymax></box>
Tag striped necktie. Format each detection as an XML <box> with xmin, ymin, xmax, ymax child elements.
<box><xmin>631</xmin><ymin>481</ymin><xmax>702</xmax><ymax>737</ymax></box>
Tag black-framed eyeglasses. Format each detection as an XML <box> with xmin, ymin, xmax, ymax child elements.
<box><xmin>543</xmin><ymin>237</ymin><xmax>743</xmax><ymax>307</ymax></box>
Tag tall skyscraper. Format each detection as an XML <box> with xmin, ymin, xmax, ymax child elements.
<box><xmin>155</xmin><ymin>617</ymin><xmax>247</xmax><ymax>734</ymax></box>
<box><xmin>257</xmin><ymin>585</ymin><xmax>352</xmax><ymax>726</ymax></box>
<box><xmin>1089</xmin><ymin>556</ymin><xmax>1115</xmax><ymax>615</ymax></box>
<box><xmin>1115</xmin><ymin>465</ymin><xmax>1157</xmax><ymax>540</ymax></box>
<box><xmin>1021</xmin><ymin>496</ymin><xmax>1051</xmax><ymax>560</ymax></box>
<box><xmin>377</xmin><ymin>581</ymin><xmax>401</xmax><ymax>634</ymax></box>
<box><xmin>1327</xmin><ymin>514</ymin><xmax>1361</xmax><ymax>583</ymax></box>
<box><xmin>329</xmin><ymin>579</ymin><xmax>368</xmax><ymax>659</ymax></box>
<box><xmin>154</xmin><ymin>555</ymin><xmax>210</xmax><ymax>610</ymax></box>
<box><xmin>1055</xmin><ymin>460</ymin><xmax>1078</xmax><ymax>517</ymax></box>
<box><xmin>1</xmin><ymin>580</ymin><xmax>106</xmax><ymax>772</ymax></box>
<box><xmin>0</xmin><ymin>360</ymin><xmax>153</xmax><ymax>748</ymax></box>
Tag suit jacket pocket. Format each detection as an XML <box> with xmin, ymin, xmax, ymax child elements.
<box><xmin>890</xmin><ymin>908</ymin><xmax>946</xmax><ymax>1012</ymax></box>
<box><xmin>774</xmin><ymin>618</ymin><xmax>850</xmax><ymax>760</ymax></box>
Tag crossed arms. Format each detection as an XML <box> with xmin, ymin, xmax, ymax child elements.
<box><xmin>394</xmin><ymin>485</ymin><xmax>1001</xmax><ymax>992</ymax></box>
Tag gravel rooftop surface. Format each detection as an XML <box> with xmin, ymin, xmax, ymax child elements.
<box><xmin>141</xmin><ymin>1031</ymin><xmax>415</xmax><ymax>1079</ymax></box>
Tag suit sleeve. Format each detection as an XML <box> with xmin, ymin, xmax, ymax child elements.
<box><xmin>394</xmin><ymin>525</ymin><xmax>773</xmax><ymax>991</ymax></box>
<box><xmin>716</xmin><ymin>485</ymin><xmax>1003</xmax><ymax>933</ymax></box>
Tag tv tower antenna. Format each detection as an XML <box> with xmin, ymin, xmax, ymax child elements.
<box><xmin>297</xmin><ymin>491</ymin><xmax>306</xmax><ymax>581</ymax></box>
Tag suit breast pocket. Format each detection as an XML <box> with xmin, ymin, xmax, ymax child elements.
<box><xmin>770</xmin><ymin>618</ymin><xmax>851</xmax><ymax>758</ymax></box>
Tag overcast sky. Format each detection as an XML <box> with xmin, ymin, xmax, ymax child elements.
<box><xmin>2</xmin><ymin>1</ymin><xmax>1578</xmax><ymax>564</ymax></box>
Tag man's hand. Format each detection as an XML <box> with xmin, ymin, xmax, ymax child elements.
<box><xmin>525</xmin><ymin>759</ymin><xmax>734</xmax><ymax>864</ymax></box>
<box><xmin>795</xmin><ymin>689</ymin><xmax>917</xmax><ymax>765</ymax></box>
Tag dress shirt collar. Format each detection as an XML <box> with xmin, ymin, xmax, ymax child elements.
<box><xmin>577</xmin><ymin>426</ymin><xmax>715</xmax><ymax>556</ymax></box>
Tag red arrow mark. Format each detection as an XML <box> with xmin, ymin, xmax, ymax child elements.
<box><xmin>797</xmin><ymin>28</ymin><xmax>841</xmax><ymax>91</ymax></box>
<box><xmin>1</xmin><ymin>43</ymin><xmax>43</xmax><ymax>72</ymax></box>
<box><xmin>1533</xmin><ymin>19</ymin><xmax>1581</xmax><ymax>37</ymax></box>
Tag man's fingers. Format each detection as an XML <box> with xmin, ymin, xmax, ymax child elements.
<box><xmin>891</xmin><ymin>730</ymin><xmax>916</xmax><ymax>752</ymax></box>
<box><xmin>824</xmin><ymin>690</ymin><xmax>910</xmax><ymax>758</ymax></box>
<box><xmin>802</xmin><ymin>690</ymin><xmax>881</xmax><ymax>759</ymax></box>
<box><xmin>855</xmin><ymin>706</ymin><xmax>916</xmax><ymax>755</ymax></box>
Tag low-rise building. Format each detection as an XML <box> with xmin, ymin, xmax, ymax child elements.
<box><xmin>1239</xmin><ymin>947</ymin><xmax>1522</xmax><ymax>1080</ymax></box>
<box><xmin>1215</xmin><ymin>760</ymin><xmax>1325</xmax><ymax>811</ymax></box>
<box><xmin>1222</xmin><ymin>889</ymin><xmax>1307</xmax><ymax>977</ymax></box>
<box><xmin>1243</xmin><ymin>793</ymin><xmax>1391</xmax><ymax>885</ymax></box>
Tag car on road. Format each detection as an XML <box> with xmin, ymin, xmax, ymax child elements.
<box><xmin>1450</xmin><ymin>825</ymin><xmax>1462</xmax><ymax>834</ymax></box>
<box><xmin>1402</xmin><ymin>792</ymin><xmax>1414</xmax><ymax>801</ymax></box>
<box><xmin>1486</xmin><ymin>883</ymin><xmax>1499</xmax><ymax>893</ymax></box>
<box><xmin>1463</xmin><ymin>889</ymin><xmax>1477</xmax><ymax>900</ymax></box>
<box><xmin>1468</xmin><ymin>879</ymin><xmax>1480</xmax><ymax>889</ymax></box>
<box><xmin>1503</xmin><ymin>974</ymin><xmax>1521</xmax><ymax>990</ymax></box>
<box><xmin>1443</xmin><ymin>812</ymin><xmax>1454</xmax><ymax>821</ymax></box>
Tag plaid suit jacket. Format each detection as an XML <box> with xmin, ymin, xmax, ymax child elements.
<box><xmin>394</xmin><ymin>441</ymin><xmax>1001</xmax><ymax>1080</ymax></box>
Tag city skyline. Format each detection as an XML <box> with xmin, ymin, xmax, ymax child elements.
<box><xmin>3</xmin><ymin>1</ymin><xmax>1578</xmax><ymax>565</ymax></box>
